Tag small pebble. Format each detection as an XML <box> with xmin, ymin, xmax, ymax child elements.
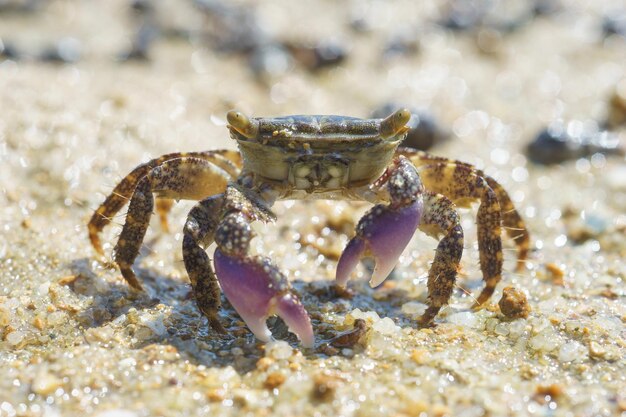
<box><xmin>265</xmin><ymin>341</ymin><xmax>293</xmax><ymax>360</ymax></box>
<box><xmin>6</xmin><ymin>330</ymin><xmax>25</xmax><ymax>346</ymax></box>
<box><xmin>264</xmin><ymin>372</ymin><xmax>286</xmax><ymax>389</ymax></box>
<box><xmin>410</xmin><ymin>349</ymin><xmax>429</xmax><ymax>365</ymax></box>
<box><xmin>494</xmin><ymin>322</ymin><xmax>510</xmax><ymax>336</ymax></box>
<box><xmin>311</xmin><ymin>373</ymin><xmax>340</xmax><ymax>402</ymax></box>
<box><xmin>256</xmin><ymin>357</ymin><xmax>274</xmax><ymax>371</ymax></box>
<box><xmin>446</xmin><ymin>311</ymin><xmax>479</xmax><ymax>328</ymax></box>
<box><xmin>32</xmin><ymin>316</ymin><xmax>45</xmax><ymax>330</ymax></box>
<box><xmin>535</xmin><ymin>383</ymin><xmax>563</xmax><ymax>400</ymax></box>
<box><xmin>371</xmin><ymin>317</ymin><xmax>400</xmax><ymax>335</ymax></box>
<box><xmin>347</xmin><ymin>308</ymin><xmax>380</xmax><ymax>323</ymax></box>
<box><xmin>249</xmin><ymin>43</ymin><xmax>292</xmax><ymax>79</ymax></box>
<box><xmin>401</xmin><ymin>301</ymin><xmax>427</xmax><ymax>317</ymax></box>
<box><xmin>206</xmin><ymin>388</ymin><xmax>225</xmax><ymax>402</ymax></box>
<box><xmin>558</xmin><ymin>341</ymin><xmax>585</xmax><ymax>362</ymax></box>
<box><xmin>508</xmin><ymin>319</ymin><xmax>527</xmax><ymax>338</ymax></box>
<box><xmin>47</xmin><ymin>311</ymin><xmax>67</xmax><ymax>326</ymax></box>
<box><xmin>529</xmin><ymin>331</ymin><xmax>560</xmax><ymax>352</ymax></box>
<box><xmin>383</xmin><ymin>28</ymin><xmax>420</xmax><ymax>58</ymax></box>
<box><xmin>588</xmin><ymin>341</ymin><xmax>606</xmax><ymax>359</ymax></box>
<box><xmin>499</xmin><ymin>286</ymin><xmax>531</xmax><ymax>319</ymax></box>
<box><xmin>544</xmin><ymin>263</ymin><xmax>565</xmax><ymax>286</ymax></box>
<box><xmin>0</xmin><ymin>305</ymin><xmax>10</xmax><ymax>327</ymax></box>
<box><xmin>329</xmin><ymin>318</ymin><xmax>367</xmax><ymax>348</ymax></box>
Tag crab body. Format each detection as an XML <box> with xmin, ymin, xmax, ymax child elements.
<box><xmin>88</xmin><ymin>109</ymin><xmax>529</xmax><ymax>348</ymax></box>
<box><xmin>231</xmin><ymin>111</ymin><xmax>408</xmax><ymax>200</ymax></box>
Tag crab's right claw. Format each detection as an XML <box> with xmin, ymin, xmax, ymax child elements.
<box><xmin>336</xmin><ymin>200</ymin><xmax>422</xmax><ymax>288</ymax></box>
<box><xmin>214</xmin><ymin>249</ymin><xmax>314</xmax><ymax>348</ymax></box>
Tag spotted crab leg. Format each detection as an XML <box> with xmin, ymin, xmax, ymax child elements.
<box><xmin>412</xmin><ymin>162</ymin><xmax>503</xmax><ymax>306</ymax></box>
<box><xmin>183</xmin><ymin>185</ymin><xmax>314</xmax><ymax>347</ymax></box>
<box><xmin>417</xmin><ymin>192</ymin><xmax>464</xmax><ymax>326</ymax></box>
<box><xmin>399</xmin><ymin>148</ymin><xmax>530</xmax><ymax>271</ymax></box>
<box><xmin>112</xmin><ymin>156</ymin><xmax>235</xmax><ymax>289</ymax></box>
<box><xmin>88</xmin><ymin>150</ymin><xmax>240</xmax><ymax>256</ymax></box>
<box><xmin>337</xmin><ymin>157</ymin><xmax>424</xmax><ymax>288</ymax></box>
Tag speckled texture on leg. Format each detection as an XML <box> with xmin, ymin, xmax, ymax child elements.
<box><xmin>114</xmin><ymin>178</ymin><xmax>152</xmax><ymax>290</ymax></box>
<box><xmin>89</xmin><ymin>151</ymin><xmax>182</xmax><ymax>256</ymax></box>
<box><xmin>112</xmin><ymin>157</ymin><xmax>235</xmax><ymax>291</ymax></box>
<box><xmin>182</xmin><ymin>184</ymin><xmax>278</xmax><ymax>335</ymax></box>
<box><xmin>386</xmin><ymin>156</ymin><xmax>424</xmax><ymax>207</ymax></box>
<box><xmin>215</xmin><ymin>212</ymin><xmax>253</xmax><ymax>257</ymax></box>
<box><xmin>223</xmin><ymin>184</ymin><xmax>276</xmax><ymax>224</ymax></box>
<box><xmin>413</xmin><ymin>161</ymin><xmax>504</xmax><ymax>306</ymax></box>
<box><xmin>183</xmin><ymin>197</ymin><xmax>227</xmax><ymax>333</ymax></box>
<box><xmin>88</xmin><ymin>150</ymin><xmax>241</xmax><ymax>255</ymax></box>
<box><xmin>418</xmin><ymin>192</ymin><xmax>464</xmax><ymax>326</ymax></box>
<box><xmin>484</xmin><ymin>176</ymin><xmax>530</xmax><ymax>269</ymax></box>
<box><xmin>400</xmin><ymin>147</ymin><xmax>529</xmax><ymax>268</ymax></box>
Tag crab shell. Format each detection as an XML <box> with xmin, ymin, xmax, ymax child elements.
<box><xmin>227</xmin><ymin>110</ymin><xmax>411</xmax><ymax>199</ymax></box>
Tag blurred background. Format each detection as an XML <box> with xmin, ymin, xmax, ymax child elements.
<box><xmin>0</xmin><ymin>0</ymin><xmax>624</xmax><ymax>205</ymax></box>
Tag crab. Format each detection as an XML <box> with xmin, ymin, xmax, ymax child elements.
<box><xmin>88</xmin><ymin>109</ymin><xmax>529</xmax><ymax>348</ymax></box>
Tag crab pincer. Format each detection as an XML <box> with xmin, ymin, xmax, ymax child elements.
<box><xmin>213</xmin><ymin>213</ymin><xmax>314</xmax><ymax>347</ymax></box>
<box><xmin>337</xmin><ymin>157</ymin><xmax>424</xmax><ymax>288</ymax></box>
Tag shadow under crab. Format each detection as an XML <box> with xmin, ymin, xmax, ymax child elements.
<box><xmin>88</xmin><ymin>108</ymin><xmax>529</xmax><ymax>347</ymax></box>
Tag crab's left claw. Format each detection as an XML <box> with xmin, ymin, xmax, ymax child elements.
<box><xmin>336</xmin><ymin>200</ymin><xmax>423</xmax><ymax>288</ymax></box>
<box><xmin>214</xmin><ymin>249</ymin><xmax>314</xmax><ymax>347</ymax></box>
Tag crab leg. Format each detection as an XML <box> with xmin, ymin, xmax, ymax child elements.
<box><xmin>483</xmin><ymin>176</ymin><xmax>530</xmax><ymax>270</ymax></box>
<box><xmin>413</xmin><ymin>162</ymin><xmax>503</xmax><ymax>306</ymax></box>
<box><xmin>155</xmin><ymin>199</ymin><xmax>174</xmax><ymax>232</ymax></box>
<box><xmin>418</xmin><ymin>192</ymin><xmax>464</xmax><ymax>326</ymax></box>
<box><xmin>114</xmin><ymin>157</ymin><xmax>234</xmax><ymax>289</ymax></box>
<box><xmin>337</xmin><ymin>157</ymin><xmax>424</xmax><ymax>288</ymax></box>
<box><xmin>399</xmin><ymin>148</ymin><xmax>529</xmax><ymax>270</ymax></box>
<box><xmin>88</xmin><ymin>150</ymin><xmax>240</xmax><ymax>256</ymax></box>
<box><xmin>182</xmin><ymin>196</ymin><xmax>226</xmax><ymax>333</ymax></box>
<box><xmin>183</xmin><ymin>185</ymin><xmax>314</xmax><ymax>346</ymax></box>
<box><xmin>214</xmin><ymin>188</ymin><xmax>314</xmax><ymax>346</ymax></box>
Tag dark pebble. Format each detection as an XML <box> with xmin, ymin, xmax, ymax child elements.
<box><xmin>602</xmin><ymin>11</ymin><xmax>626</xmax><ymax>39</ymax></box>
<box><xmin>39</xmin><ymin>37</ymin><xmax>82</xmax><ymax>63</ymax></box>
<box><xmin>526</xmin><ymin>121</ymin><xmax>624</xmax><ymax>165</ymax></box>
<box><xmin>287</xmin><ymin>39</ymin><xmax>348</xmax><ymax>71</ymax></box>
<box><xmin>371</xmin><ymin>103</ymin><xmax>448</xmax><ymax>150</ymax></box>
<box><xmin>0</xmin><ymin>39</ymin><xmax>19</xmax><ymax>59</ymax></box>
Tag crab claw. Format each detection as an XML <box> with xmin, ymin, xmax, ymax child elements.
<box><xmin>214</xmin><ymin>249</ymin><xmax>314</xmax><ymax>347</ymax></box>
<box><xmin>336</xmin><ymin>200</ymin><xmax>423</xmax><ymax>288</ymax></box>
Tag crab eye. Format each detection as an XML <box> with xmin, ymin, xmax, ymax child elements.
<box><xmin>395</xmin><ymin>109</ymin><xmax>411</xmax><ymax>124</ymax></box>
<box><xmin>380</xmin><ymin>108</ymin><xmax>411</xmax><ymax>138</ymax></box>
<box><xmin>227</xmin><ymin>110</ymin><xmax>259</xmax><ymax>139</ymax></box>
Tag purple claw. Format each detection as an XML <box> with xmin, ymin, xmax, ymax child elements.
<box><xmin>336</xmin><ymin>200</ymin><xmax>423</xmax><ymax>288</ymax></box>
<box><xmin>336</xmin><ymin>237</ymin><xmax>366</xmax><ymax>287</ymax></box>
<box><xmin>214</xmin><ymin>249</ymin><xmax>314</xmax><ymax>347</ymax></box>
